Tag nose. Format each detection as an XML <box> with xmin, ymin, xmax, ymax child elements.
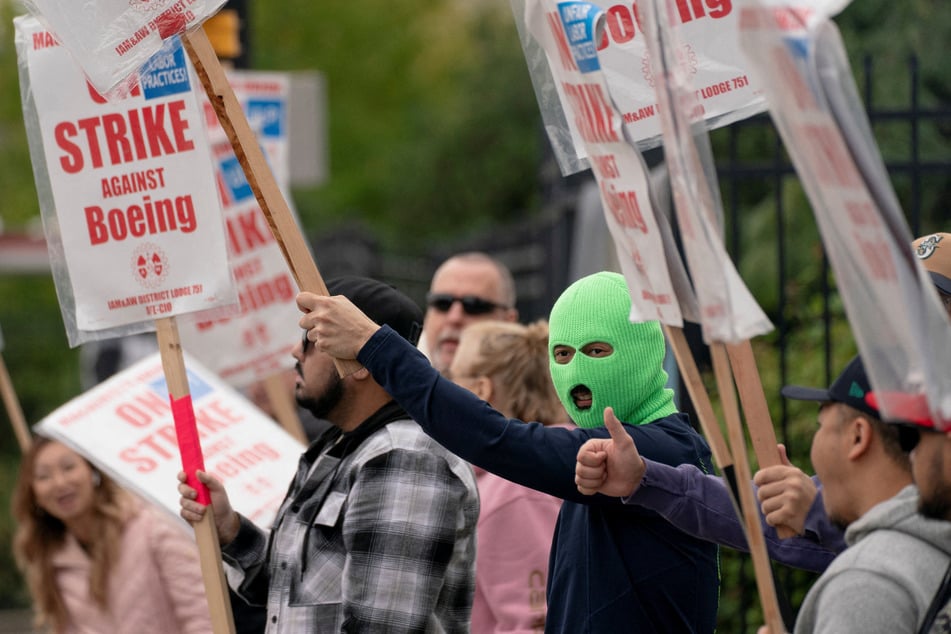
<box><xmin>445</xmin><ymin>300</ymin><xmax>468</xmax><ymax>324</ymax></box>
<box><xmin>49</xmin><ymin>469</ymin><xmax>70</xmax><ymax>490</ymax></box>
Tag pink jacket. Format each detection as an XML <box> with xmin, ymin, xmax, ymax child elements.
<box><xmin>51</xmin><ymin>503</ymin><xmax>212</xmax><ymax>634</ymax></box>
<box><xmin>470</xmin><ymin>466</ymin><xmax>562</xmax><ymax>634</ymax></box>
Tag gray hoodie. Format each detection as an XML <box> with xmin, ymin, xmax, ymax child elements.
<box><xmin>795</xmin><ymin>485</ymin><xmax>951</xmax><ymax>633</ymax></box>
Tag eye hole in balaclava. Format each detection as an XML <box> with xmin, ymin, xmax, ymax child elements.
<box><xmin>547</xmin><ymin>272</ymin><xmax>677</xmax><ymax>428</ymax></box>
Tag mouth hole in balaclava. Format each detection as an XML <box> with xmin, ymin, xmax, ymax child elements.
<box><xmin>570</xmin><ymin>385</ymin><xmax>593</xmax><ymax>409</ymax></box>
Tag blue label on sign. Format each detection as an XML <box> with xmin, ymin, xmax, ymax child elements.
<box><xmin>558</xmin><ymin>2</ymin><xmax>601</xmax><ymax>73</ymax></box>
<box><xmin>149</xmin><ymin>368</ymin><xmax>214</xmax><ymax>401</ymax></box>
<box><xmin>246</xmin><ymin>99</ymin><xmax>285</xmax><ymax>138</ymax></box>
<box><xmin>220</xmin><ymin>155</ymin><xmax>254</xmax><ymax>202</ymax></box>
<box><xmin>139</xmin><ymin>37</ymin><xmax>191</xmax><ymax>99</ymax></box>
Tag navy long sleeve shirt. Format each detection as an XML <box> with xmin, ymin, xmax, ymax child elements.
<box><xmin>358</xmin><ymin>326</ymin><xmax>720</xmax><ymax>633</ymax></box>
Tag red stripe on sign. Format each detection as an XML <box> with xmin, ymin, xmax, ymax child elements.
<box><xmin>171</xmin><ymin>394</ymin><xmax>211</xmax><ymax>505</ymax></box>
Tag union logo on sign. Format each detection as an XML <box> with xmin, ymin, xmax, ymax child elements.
<box><xmin>131</xmin><ymin>242</ymin><xmax>170</xmax><ymax>288</ymax></box>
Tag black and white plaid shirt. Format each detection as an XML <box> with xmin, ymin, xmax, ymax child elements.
<box><xmin>223</xmin><ymin>403</ymin><xmax>479</xmax><ymax>633</ymax></box>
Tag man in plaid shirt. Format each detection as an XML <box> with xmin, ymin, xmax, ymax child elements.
<box><xmin>179</xmin><ymin>276</ymin><xmax>479</xmax><ymax>633</ymax></box>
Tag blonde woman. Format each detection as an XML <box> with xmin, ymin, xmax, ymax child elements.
<box><xmin>447</xmin><ymin>320</ymin><xmax>569</xmax><ymax>633</ymax></box>
<box><xmin>12</xmin><ymin>436</ymin><xmax>212</xmax><ymax>633</ymax></box>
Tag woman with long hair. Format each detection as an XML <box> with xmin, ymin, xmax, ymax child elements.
<box><xmin>447</xmin><ymin>320</ymin><xmax>569</xmax><ymax>633</ymax></box>
<box><xmin>12</xmin><ymin>436</ymin><xmax>212</xmax><ymax>633</ymax></box>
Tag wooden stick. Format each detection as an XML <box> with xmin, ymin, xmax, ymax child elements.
<box><xmin>263</xmin><ymin>372</ymin><xmax>308</xmax><ymax>445</ymax></box>
<box><xmin>0</xmin><ymin>352</ymin><xmax>32</xmax><ymax>453</ymax></box>
<box><xmin>156</xmin><ymin>317</ymin><xmax>236</xmax><ymax>634</ymax></box>
<box><xmin>725</xmin><ymin>339</ymin><xmax>794</xmax><ymax>540</ymax></box>
<box><xmin>725</xmin><ymin>339</ymin><xmax>781</xmax><ymax>470</ymax></box>
<box><xmin>663</xmin><ymin>325</ymin><xmax>732</xmax><ymax>468</ymax></box>
<box><xmin>711</xmin><ymin>344</ymin><xmax>785</xmax><ymax>634</ymax></box>
<box><xmin>180</xmin><ymin>27</ymin><xmax>361</xmax><ymax>377</ymax></box>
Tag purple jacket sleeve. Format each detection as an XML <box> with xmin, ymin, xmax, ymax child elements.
<box><xmin>622</xmin><ymin>459</ymin><xmax>846</xmax><ymax>573</ymax></box>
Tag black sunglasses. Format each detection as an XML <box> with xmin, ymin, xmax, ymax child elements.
<box><xmin>301</xmin><ymin>329</ymin><xmax>312</xmax><ymax>352</ymax></box>
<box><xmin>895</xmin><ymin>423</ymin><xmax>940</xmax><ymax>453</ymax></box>
<box><xmin>426</xmin><ymin>293</ymin><xmax>506</xmax><ymax>316</ymax></box>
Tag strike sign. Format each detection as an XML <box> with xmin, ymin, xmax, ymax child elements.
<box><xmin>16</xmin><ymin>16</ymin><xmax>236</xmax><ymax>345</ymax></box>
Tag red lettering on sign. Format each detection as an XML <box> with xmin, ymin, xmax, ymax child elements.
<box><xmin>547</xmin><ymin>11</ymin><xmax>579</xmax><ymax>73</ymax></box>
<box><xmin>85</xmin><ymin>194</ymin><xmax>196</xmax><ymax>245</ymax></box>
<box><xmin>562</xmin><ymin>82</ymin><xmax>620</xmax><ymax>144</ymax></box>
<box><xmin>799</xmin><ymin>124</ymin><xmax>862</xmax><ymax>188</ymax></box>
<box><xmin>601</xmin><ymin>181</ymin><xmax>648</xmax><ymax>233</ymax></box>
<box><xmin>116</xmin><ymin>391</ymin><xmax>171</xmax><ymax>427</ymax></box>
<box><xmin>55</xmin><ymin>100</ymin><xmax>195</xmax><ymax>173</ymax></box>
<box><xmin>226</xmin><ymin>208</ymin><xmax>275</xmax><ymax>256</ymax></box>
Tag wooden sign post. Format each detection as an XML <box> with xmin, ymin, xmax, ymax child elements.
<box><xmin>0</xmin><ymin>352</ymin><xmax>32</xmax><ymax>453</ymax></box>
<box><xmin>156</xmin><ymin>317</ymin><xmax>236</xmax><ymax>634</ymax></box>
<box><xmin>180</xmin><ymin>28</ymin><xmax>360</xmax><ymax>377</ymax></box>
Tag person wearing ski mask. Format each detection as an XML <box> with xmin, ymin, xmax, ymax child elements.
<box><xmin>297</xmin><ymin>271</ymin><xmax>720</xmax><ymax>633</ymax></box>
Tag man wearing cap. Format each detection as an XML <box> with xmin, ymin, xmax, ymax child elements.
<box><xmin>179</xmin><ymin>276</ymin><xmax>479</xmax><ymax>633</ymax></box>
<box><xmin>780</xmin><ymin>357</ymin><xmax>951</xmax><ymax>632</ymax></box>
<box><xmin>422</xmin><ymin>252</ymin><xmax>519</xmax><ymax>374</ymax></box>
<box><xmin>299</xmin><ymin>271</ymin><xmax>720</xmax><ymax>633</ymax></box>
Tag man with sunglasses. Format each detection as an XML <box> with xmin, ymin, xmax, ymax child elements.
<box><xmin>423</xmin><ymin>252</ymin><xmax>518</xmax><ymax>374</ymax></box>
<box><xmin>179</xmin><ymin>276</ymin><xmax>480</xmax><ymax>633</ymax></box>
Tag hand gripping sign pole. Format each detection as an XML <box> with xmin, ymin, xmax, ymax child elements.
<box><xmin>637</xmin><ymin>2</ymin><xmax>793</xmax><ymax>626</ymax></box>
<box><xmin>157</xmin><ymin>317</ymin><xmax>237</xmax><ymax>634</ymax></box>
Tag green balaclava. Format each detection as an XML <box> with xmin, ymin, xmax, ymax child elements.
<box><xmin>548</xmin><ymin>271</ymin><xmax>677</xmax><ymax>428</ymax></box>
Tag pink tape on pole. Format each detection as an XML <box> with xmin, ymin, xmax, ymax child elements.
<box><xmin>171</xmin><ymin>394</ymin><xmax>211</xmax><ymax>506</ymax></box>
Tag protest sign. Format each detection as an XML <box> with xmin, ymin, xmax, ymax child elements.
<box><xmin>20</xmin><ymin>0</ymin><xmax>359</xmax><ymax>378</ymax></box>
<box><xmin>19</xmin><ymin>17</ymin><xmax>237</xmax><ymax>630</ymax></box>
<box><xmin>512</xmin><ymin>0</ymin><xmax>770</xmax><ymax>175</ymax></box>
<box><xmin>35</xmin><ymin>350</ymin><xmax>304</xmax><ymax>528</ymax></box>
<box><xmin>178</xmin><ymin>71</ymin><xmax>301</xmax><ymax>390</ymax></box>
<box><xmin>638</xmin><ymin>0</ymin><xmax>785</xmax><ymax>492</ymax></box>
<box><xmin>177</xmin><ymin>69</ymin><xmax>307</xmax><ymax>442</ymax></box>
<box><xmin>641</xmin><ymin>0</ymin><xmax>773</xmax><ymax>345</ymax></box>
<box><xmin>22</xmin><ymin>0</ymin><xmax>227</xmax><ymax>95</ymax></box>
<box><xmin>17</xmin><ymin>17</ymin><xmax>236</xmax><ymax>345</ymax></box>
<box><xmin>0</xmin><ymin>324</ymin><xmax>32</xmax><ymax>452</ymax></box>
<box><xmin>525</xmin><ymin>0</ymin><xmax>682</xmax><ymax>326</ymax></box>
<box><xmin>739</xmin><ymin>1</ymin><xmax>951</xmax><ymax>429</ymax></box>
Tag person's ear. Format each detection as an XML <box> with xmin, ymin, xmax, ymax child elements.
<box><xmin>846</xmin><ymin>416</ymin><xmax>873</xmax><ymax>460</ymax></box>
